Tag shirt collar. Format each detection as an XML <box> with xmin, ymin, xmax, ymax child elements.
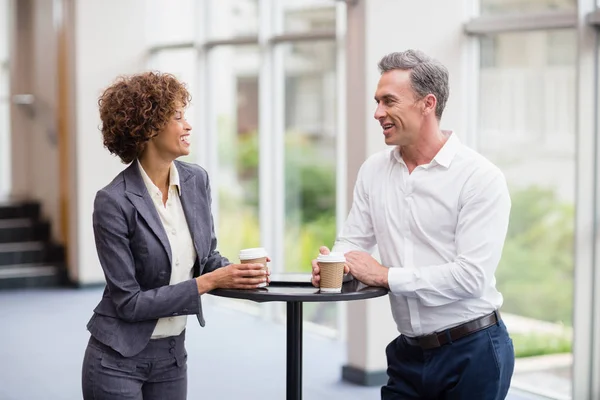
<box><xmin>390</xmin><ymin>131</ymin><xmax>460</xmax><ymax>169</ymax></box>
<box><xmin>137</xmin><ymin>159</ymin><xmax>182</xmax><ymax>197</ymax></box>
<box><xmin>431</xmin><ymin>131</ymin><xmax>460</xmax><ymax>168</ymax></box>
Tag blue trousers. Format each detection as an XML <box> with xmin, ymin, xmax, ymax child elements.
<box><xmin>381</xmin><ymin>320</ymin><xmax>514</xmax><ymax>400</ymax></box>
<box><xmin>82</xmin><ymin>331</ymin><xmax>187</xmax><ymax>400</ymax></box>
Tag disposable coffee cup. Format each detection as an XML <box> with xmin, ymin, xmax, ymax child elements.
<box><xmin>239</xmin><ymin>247</ymin><xmax>269</xmax><ymax>288</ymax></box>
<box><xmin>317</xmin><ymin>252</ymin><xmax>346</xmax><ymax>293</ymax></box>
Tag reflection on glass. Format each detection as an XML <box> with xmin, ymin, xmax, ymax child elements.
<box><xmin>478</xmin><ymin>30</ymin><xmax>575</xmax><ymax>398</ymax></box>
<box><xmin>209</xmin><ymin>46</ymin><xmax>261</xmax><ymax>263</ymax></box>
<box><xmin>276</xmin><ymin>0</ymin><xmax>336</xmax><ymax>34</ymax></box>
<box><xmin>282</xmin><ymin>40</ymin><xmax>337</xmax><ymax>328</ymax></box>
<box><xmin>480</xmin><ymin>0</ymin><xmax>575</xmax><ymax>14</ymax></box>
<box><xmin>148</xmin><ymin>49</ymin><xmax>197</xmax><ymax>163</ymax></box>
<box><xmin>145</xmin><ymin>0</ymin><xmax>195</xmax><ymax>46</ymax></box>
<box><xmin>208</xmin><ymin>0</ymin><xmax>258</xmax><ymax>39</ymax></box>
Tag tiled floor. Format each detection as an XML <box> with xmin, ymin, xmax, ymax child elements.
<box><xmin>0</xmin><ymin>288</ymin><xmax>543</xmax><ymax>399</ymax></box>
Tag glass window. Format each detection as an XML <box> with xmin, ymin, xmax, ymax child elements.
<box><xmin>208</xmin><ymin>0</ymin><xmax>258</xmax><ymax>39</ymax></box>
<box><xmin>547</xmin><ymin>30</ymin><xmax>576</xmax><ymax>66</ymax></box>
<box><xmin>480</xmin><ymin>0</ymin><xmax>575</xmax><ymax>15</ymax></box>
<box><xmin>478</xmin><ymin>29</ymin><xmax>576</xmax><ymax>399</ymax></box>
<box><xmin>145</xmin><ymin>0</ymin><xmax>195</xmax><ymax>46</ymax></box>
<box><xmin>144</xmin><ymin>1</ymin><xmax>343</xmax><ymax>334</ymax></box>
<box><xmin>147</xmin><ymin>48</ymin><xmax>197</xmax><ymax>164</ymax></box>
<box><xmin>282</xmin><ymin>40</ymin><xmax>337</xmax><ymax>328</ymax></box>
<box><xmin>208</xmin><ymin>45</ymin><xmax>261</xmax><ymax>264</ymax></box>
<box><xmin>275</xmin><ymin>0</ymin><xmax>336</xmax><ymax>34</ymax></box>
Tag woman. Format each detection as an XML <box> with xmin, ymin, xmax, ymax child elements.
<box><xmin>81</xmin><ymin>71</ymin><xmax>268</xmax><ymax>399</ymax></box>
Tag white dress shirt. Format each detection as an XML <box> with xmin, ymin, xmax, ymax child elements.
<box><xmin>333</xmin><ymin>132</ymin><xmax>511</xmax><ymax>336</ymax></box>
<box><xmin>137</xmin><ymin>160</ymin><xmax>197</xmax><ymax>339</ymax></box>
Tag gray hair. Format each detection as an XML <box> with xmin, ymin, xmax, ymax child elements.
<box><xmin>378</xmin><ymin>50</ymin><xmax>449</xmax><ymax>120</ymax></box>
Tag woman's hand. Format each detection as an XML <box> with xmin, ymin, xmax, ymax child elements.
<box><xmin>196</xmin><ymin>263</ymin><xmax>270</xmax><ymax>293</ymax></box>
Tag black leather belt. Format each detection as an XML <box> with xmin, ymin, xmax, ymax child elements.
<box><xmin>403</xmin><ymin>310</ymin><xmax>500</xmax><ymax>350</ymax></box>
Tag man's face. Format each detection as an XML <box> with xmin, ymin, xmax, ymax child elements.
<box><xmin>373</xmin><ymin>69</ymin><xmax>427</xmax><ymax>147</ymax></box>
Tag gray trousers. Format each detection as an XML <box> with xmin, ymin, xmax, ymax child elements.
<box><xmin>82</xmin><ymin>331</ymin><xmax>187</xmax><ymax>400</ymax></box>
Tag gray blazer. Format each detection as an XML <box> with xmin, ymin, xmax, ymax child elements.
<box><xmin>87</xmin><ymin>160</ymin><xmax>229</xmax><ymax>357</ymax></box>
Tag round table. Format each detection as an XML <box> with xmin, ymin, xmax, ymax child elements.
<box><xmin>209</xmin><ymin>274</ymin><xmax>388</xmax><ymax>400</ymax></box>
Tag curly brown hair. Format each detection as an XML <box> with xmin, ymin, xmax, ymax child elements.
<box><xmin>98</xmin><ymin>71</ymin><xmax>191</xmax><ymax>164</ymax></box>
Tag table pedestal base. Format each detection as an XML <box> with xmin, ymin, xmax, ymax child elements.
<box><xmin>209</xmin><ymin>280</ymin><xmax>388</xmax><ymax>400</ymax></box>
<box><xmin>287</xmin><ymin>301</ymin><xmax>302</xmax><ymax>400</ymax></box>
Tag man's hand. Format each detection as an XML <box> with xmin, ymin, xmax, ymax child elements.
<box><xmin>345</xmin><ymin>251</ymin><xmax>389</xmax><ymax>288</ymax></box>
<box><xmin>311</xmin><ymin>246</ymin><xmax>349</xmax><ymax>288</ymax></box>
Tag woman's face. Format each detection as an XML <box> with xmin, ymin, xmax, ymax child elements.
<box><xmin>146</xmin><ymin>105</ymin><xmax>192</xmax><ymax>161</ymax></box>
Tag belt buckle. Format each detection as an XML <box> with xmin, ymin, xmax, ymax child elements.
<box><xmin>419</xmin><ymin>333</ymin><xmax>441</xmax><ymax>349</ymax></box>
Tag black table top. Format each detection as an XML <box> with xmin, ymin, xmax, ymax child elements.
<box><xmin>208</xmin><ymin>273</ymin><xmax>388</xmax><ymax>303</ymax></box>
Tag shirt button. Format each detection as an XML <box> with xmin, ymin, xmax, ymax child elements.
<box><xmin>171</xmin><ymin>229</ymin><xmax>177</xmax><ymax>235</ymax></box>
<box><xmin>175</xmin><ymin>259</ymin><xmax>180</xmax><ymax>266</ymax></box>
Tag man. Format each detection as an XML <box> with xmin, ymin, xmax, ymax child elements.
<box><xmin>311</xmin><ymin>50</ymin><xmax>514</xmax><ymax>399</ymax></box>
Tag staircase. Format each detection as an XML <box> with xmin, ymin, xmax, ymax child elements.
<box><xmin>0</xmin><ymin>200</ymin><xmax>67</xmax><ymax>289</ymax></box>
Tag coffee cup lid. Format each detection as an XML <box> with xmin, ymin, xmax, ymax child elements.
<box><xmin>239</xmin><ymin>247</ymin><xmax>268</xmax><ymax>260</ymax></box>
<box><xmin>316</xmin><ymin>252</ymin><xmax>345</xmax><ymax>263</ymax></box>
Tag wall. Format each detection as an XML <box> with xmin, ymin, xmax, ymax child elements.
<box><xmin>9</xmin><ymin>0</ymin><xmax>32</xmax><ymax>199</ymax></box>
<box><xmin>31</xmin><ymin>0</ymin><xmax>60</xmax><ymax>240</ymax></box>
<box><xmin>0</xmin><ymin>0</ymin><xmax>10</xmax><ymax>198</ymax></box>
<box><xmin>70</xmin><ymin>0</ymin><xmax>148</xmax><ymax>283</ymax></box>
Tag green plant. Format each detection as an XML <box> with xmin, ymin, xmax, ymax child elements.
<box><xmin>216</xmin><ymin>190</ymin><xmax>261</xmax><ymax>263</ymax></box>
<box><xmin>284</xmin><ymin>215</ymin><xmax>337</xmax><ymax>273</ymax></box>
<box><xmin>234</xmin><ymin>130</ymin><xmax>336</xmax><ymax>223</ymax></box>
<box><xmin>511</xmin><ymin>332</ymin><xmax>572</xmax><ymax>358</ymax></box>
<box><xmin>227</xmin><ymin>129</ymin><xmax>337</xmax><ymax>273</ymax></box>
<box><xmin>497</xmin><ymin>186</ymin><xmax>574</xmax><ymax>326</ymax></box>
